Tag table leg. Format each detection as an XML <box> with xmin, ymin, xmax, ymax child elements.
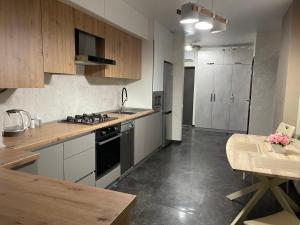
<box><xmin>230</xmin><ymin>184</ymin><xmax>268</xmax><ymax>225</ymax></box>
<box><xmin>277</xmin><ymin>187</ymin><xmax>300</xmax><ymax>212</ymax></box>
<box><xmin>270</xmin><ymin>186</ymin><xmax>296</xmax><ymax>215</ymax></box>
<box><xmin>226</xmin><ymin>182</ymin><xmax>262</xmax><ymax>201</ymax></box>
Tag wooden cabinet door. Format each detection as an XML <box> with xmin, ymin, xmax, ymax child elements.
<box><xmin>42</xmin><ymin>0</ymin><xmax>75</xmax><ymax>74</ymax></box>
<box><xmin>105</xmin><ymin>24</ymin><xmax>142</xmax><ymax>79</ymax></box>
<box><xmin>105</xmin><ymin>25</ymin><xmax>125</xmax><ymax>78</ymax></box>
<box><xmin>73</xmin><ymin>9</ymin><xmax>105</xmax><ymax>38</ymax></box>
<box><xmin>0</xmin><ymin>0</ymin><xmax>44</xmax><ymax>88</ymax></box>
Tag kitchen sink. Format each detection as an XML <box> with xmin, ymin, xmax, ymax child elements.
<box><xmin>111</xmin><ymin>111</ymin><xmax>136</xmax><ymax>115</ymax></box>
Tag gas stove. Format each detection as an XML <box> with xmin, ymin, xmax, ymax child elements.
<box><xmin>61</xmin><ymin>113</ymin><xmax>117</xmax><ymax>125</ymax></box>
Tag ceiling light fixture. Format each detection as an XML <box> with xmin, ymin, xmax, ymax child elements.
<box><xmin>210</xmin><ymin>14</ymin><xmax>228</xmax><ymax>33</ymax></box>
<box><xmin>180</xmin><ymin>2</ymin><xmax>199</xmax><ymax>24</ymax></box>
<box><xmin>177</xmin><ymin>1</ymin><xmax>228</xmax><ymax>33</ymax></box>
<box><xmin>185</xmin><ymin>44</ymin><xmax>193</xmax><ymax>51</ymax></box>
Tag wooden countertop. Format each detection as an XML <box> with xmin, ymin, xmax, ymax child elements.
<box><xmin>0</xmin><ymin>109</ymin><xmax>154</xmax><ymax>169</ymax></box>
<box><xmin>0</xmin><ymin>168</ymin><xmax>136</xmax><ymax>225</ymax></box>
<box><xmin>226</xmin><ymin>134</ymin><xmax>300</xmax><ymax>180</ymax></box>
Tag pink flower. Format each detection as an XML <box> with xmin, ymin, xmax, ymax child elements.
<box><xmin>267</xmin><ymin>133</ymin><xmax>290</xmax><ymax>146</ymax></box>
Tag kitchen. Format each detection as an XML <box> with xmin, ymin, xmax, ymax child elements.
<box><xmin>0</xmin><ymin>0</ymin><xmax>300</xmax><ymax>225</ymax></box>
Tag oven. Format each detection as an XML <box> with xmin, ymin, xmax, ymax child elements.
<box><xmin>95</xmin><ymin>124</ymin><xmax>121</xmax><ymax>180</ymax></box>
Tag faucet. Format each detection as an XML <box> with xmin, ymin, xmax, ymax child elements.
<box><xmin>121</xmin><ymin>87</ymin><xmax>128</xmax><ymax>112</ymax></box>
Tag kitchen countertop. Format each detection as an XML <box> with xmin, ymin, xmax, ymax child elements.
<box><xmin>0</xmin><ymin>109</ymin><xmax>154</xmax><ymax>225</ymax></box>
<box><xmin>0</xmin><ymin>109</ymin><xmax>154</xmax><ymax>169</ymax></box>
<box><xmin>0</xmin><ymin>168</ymin><xmax>136</xmax><ymax>225</ymax></box>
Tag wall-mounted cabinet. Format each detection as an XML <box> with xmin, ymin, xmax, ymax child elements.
<box><xmin>85</xmin><ymin>24</ymin><xmax>142</xmax><ymax>80</ymax></box>
<box><xmin>0</xmin><ymin>0</ymin><xmax>142</xmax><ymax>88</ymax></box>
<box><xmin>73</xmin><ymin>9</ymin><xmax>105</xmax><ymax>38</ymax></box>
<box><xmin>0</xmin><ymin>0</ymin><xmax>44</xmax><ymax>88</ymax></box>
<box><xmin>42</xmin><ymin>0</ymin><xmax>76</xmax><ymax>75</ymax></box>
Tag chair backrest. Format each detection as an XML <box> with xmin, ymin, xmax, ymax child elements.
<box><xmin>276</xmin><ymin>122</ymin><xmax>296</xmax><ymax>138</ymax></box>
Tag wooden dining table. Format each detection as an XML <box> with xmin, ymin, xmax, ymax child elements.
<box><xmin>226</xmin><ymin>134</ymin><xmax>300</xmax><ymax>225</ymax></box>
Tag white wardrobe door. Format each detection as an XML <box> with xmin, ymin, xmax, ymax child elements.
<box><xmin>195</xmin><ymin>65</ymin><xmax>214</xmax><ymax>128</ymax></box>
<box><xmin>229</xmin><ymin>65</ymin><xmax>252</xmax><ymax>131</ymax></box>
<box><xmin>223</xmin><ymin>49</ymin><xmax>234</xmax><ymax>65</ymax></box>
<box><xmin>198</xmin><ymin>50</ymin><xmax>224</xmax><ymax>65</ymax></box>
<box><xmin>212</xmin><ymin>65</ymin><xmax>232</xmax><ymax>130</ymax></box>
<box><xmin>232</xmin><ymin>48</ymin><xmax>253</xmax><ymax>65</ymax></box>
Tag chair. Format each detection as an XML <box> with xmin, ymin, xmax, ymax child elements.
<box><xmin>276</xmin><ymin>122</ymin><xmax>296</xmax><ymax>138</ymax></box>
<box><xmin>244</xmin><ymin>211</ymin><xmax>299</xmax><ymax>225</ymax></box>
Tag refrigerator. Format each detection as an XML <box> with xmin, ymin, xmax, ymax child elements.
<box><xmin>162</xmin><ymin>61</ymin><xmax>173</xmax><ymax>147</ymax></box>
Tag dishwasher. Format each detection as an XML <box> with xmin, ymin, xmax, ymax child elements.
<box><xmin>120</xmin><ymin>120</ymin><xmax>134</xmax><ymax>175</ymax></box>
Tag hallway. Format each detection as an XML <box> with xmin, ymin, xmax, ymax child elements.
<box><xmin>112</xmin><ymin>127</ymin><xmax>294</xmax><ymax>225</ymax></box>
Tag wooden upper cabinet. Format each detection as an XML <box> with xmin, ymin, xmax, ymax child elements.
<box><xmin>105</xmin><ymin>25</ymin><xmax>142</xmax><ymax>80</ymax></box>
<box><xmin>73</xmin><ymin>9</ymin><xmax>105</xmax><ymax>38</ymax></box>
<box><xmin>42</xmin><ymin>0</ymin><xmax>76</xmax><ymax>75</ymax></box>
<box><xmin>0</xmin><ymin>0</ymin><xmax>44</xmax><ymax>88</ymax></box>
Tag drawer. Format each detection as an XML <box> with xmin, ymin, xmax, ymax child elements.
<box><xmin>64</xmin><ymin>148</ymin><xmax>95</xmax><ymax>182</ymax></box>
<box><xmin>77</xmin><ymin>172</ymin><xmax>95</xmax><ymax>187</ymax></box>
<box><xmin>96</xmin><ymin>165</ymin><xmax>120</xmax><ymax>188</ymax></box>
<box><xmin>64</xmin><ymin>133</ymin><xmax>95</xmax><ymax>159</ymax></box>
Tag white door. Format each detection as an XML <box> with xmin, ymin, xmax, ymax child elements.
<box><xmin>229</xmin><ymin>65</ymin><xmax>252</xmax><ymax>131</ymax></box>
<box><xmin>232</xmin><ymin>48</ymin><xmax>253</xmax><ymax>65</ymax></box>
<box><xmin>212</xmin><ymin>65</ymin><xmax>232</xmax><ymax>130</ymax></box>
<box><xmin>195</xmin><ymin>65</ymin><xmax>214</xmax><ymax>128</ymax></box>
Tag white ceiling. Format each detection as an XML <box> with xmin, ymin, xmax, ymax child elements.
<box><xmin>123</xmin><ymin>0</ymin><xmax>293</xmax><ymax>46</ymax></box>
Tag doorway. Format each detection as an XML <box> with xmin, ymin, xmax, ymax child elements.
<box><xmin>182</xmin><ymin>67</ymin><xmax>195</xmax><ymax>126</ymax></box>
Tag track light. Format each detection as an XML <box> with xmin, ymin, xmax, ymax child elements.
<box><xmin>180</xmin><ymin>3</ymin><xmax>199</xmax><ymax>24</ymax></box>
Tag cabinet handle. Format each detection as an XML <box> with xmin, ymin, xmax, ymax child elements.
<box><xmin>207</xmin><ymin>63</ymin><xmax>215</xmax><ymax>65</ymax></box>
<box><xmin>214</xmin><ymin>93</ymin><xmax>216</xmax><ymax>102</ymax></box>
<box><xmin>230</xmin><ymin>93</ymin><xmax>234</xmax><ymax>102</ymax></box>
<box><xmin>210</xmin><ymin>93</ymin><xmax>213</xmax><ymax>102</ymax></box>
<box><xmin>235</xmin><ymin>62</ymin><xmax>242</xmax><ymax>64</ymax></box>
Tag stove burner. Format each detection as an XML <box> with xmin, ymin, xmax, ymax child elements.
<box><xmin>62</xmin><ymin>113</ymin><xmax>116</xmax><ymax>125</ymax></box>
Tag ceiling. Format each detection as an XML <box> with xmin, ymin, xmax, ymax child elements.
<box><xmin>123</xmin><ymin>0</ymin><xmax>293</xmax><ymax>46</ymax></box>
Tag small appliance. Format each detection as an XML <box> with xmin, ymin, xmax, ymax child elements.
<box><xmin>2</xmin><ymin>109</ymin><xmax>31</xmax><ymax>137</ymax></box>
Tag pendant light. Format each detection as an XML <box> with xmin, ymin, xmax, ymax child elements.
<box><xmin>210</xmin><ymin>14</ymin><xmax>227</xmax><ymax>33</ymax></box>
<box><xmin>180</xmin><ymin>2</ymin><xmax>199</xmax><ymax>24</ymax></box>
<box><xmin>194</xmin><ymin>4</ymin><xmax>214</xmax><ymax>31</ymax></box>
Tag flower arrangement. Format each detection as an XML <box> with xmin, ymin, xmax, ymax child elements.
<box><xmin>267</xmin><ymin>133</ymin><xmax>291</xmax><ymax>146</ymax></box>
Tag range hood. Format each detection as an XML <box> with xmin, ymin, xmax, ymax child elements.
<box><xmin>75</xmin><ymin>29</ymin><xmax>116</xmax><ymax>66</ymax></box>
<box><xmin>75</xmin><ymin>55</ymin><xmax>116</xmax><ymax>66</ymax></box>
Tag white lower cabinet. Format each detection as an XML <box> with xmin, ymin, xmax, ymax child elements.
<box><xmin>134</xmin><ymin>112</ymin><xmax>162</xmax><ymax>165</ymax></box>
<box><xmin>64</xmin><ymin>148</ymin><xmax>95</xmax><ymax>182</ymax></box>
<box><xmin>35</xmin><ymin>143</ymin><xmax>64</xmax><ymax>180</ymax></box>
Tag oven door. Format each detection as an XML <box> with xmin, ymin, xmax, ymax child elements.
<box><xmin>96</xmin><ymin>134</ymin><xmax>121</xmax><ymax>180</ymax></box>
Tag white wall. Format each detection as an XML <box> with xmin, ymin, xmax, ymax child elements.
<box><xmin>171</xmin><ymin>32</ymin><xmax>185</xmax><ymax>141</ymax></box>
<box><xmin>0</xmin><ymin>66</ymin><xmax>123</xmax><ymax>147</ymax></box>
<box><xmin>249</xmin><ymin>31</ymin><xmax>281</xmax><ymax>135</ymax></box>
<box><xmin>64</xmin><ymin>0</ymin><xmax>149</xmax><ymax>39</ymax></box>
<box><xmin>153</xmin><ymin>21</ymin><xmax>174</xmax><ymax>91</ymax></box>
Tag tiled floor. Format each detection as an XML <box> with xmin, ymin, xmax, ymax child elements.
<box><xmin>111</xmin><ymin>127</ymin><xmax>300</xmax><ymax>225</ymax></box>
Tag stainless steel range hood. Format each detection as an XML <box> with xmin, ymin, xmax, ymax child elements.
<box><xmin>75</xmin><ymin>29</ymin><xmax>116</xmax><ymax>66</ymax></box>
<box><xmin>75</xmin><ymin>55</ymin><xmax>116</xmax><ymax>66</ymax></box>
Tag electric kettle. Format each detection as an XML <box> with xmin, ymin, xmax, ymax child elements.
<box><xmin>2</xmin><ymin>109</ymin><xmax>31</xmax><ymax>137</ymax></box>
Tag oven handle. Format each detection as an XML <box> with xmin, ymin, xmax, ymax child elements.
<box><xmin>97</xmin><ymin>134</ymin><xmax>122</xmax><ymax>146</ymax></box>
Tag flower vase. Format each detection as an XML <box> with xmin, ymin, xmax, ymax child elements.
<box><xmin>271</xmin><ymin>144</ymin><xmax>286</xmax><ymax>154</ymax></box>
